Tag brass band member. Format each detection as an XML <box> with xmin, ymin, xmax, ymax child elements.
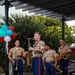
<box><xmin>8</xmin><ymin>40</ymin><xmax>25</xmax><ymax>75</ymax></box>
<box><xmin>29</xmin><ymin>32</ymin><xmax>45</xmax><ymax>75</ymax></box>
<box><xmin>43</xmin><ymin>44</ymin><xmax>58</xmax><ymax>75</ymax></box>
<box><xmin>58</xmin><ymin>39</ymin><xmax>71</xmax><ymax>75</ymax></box>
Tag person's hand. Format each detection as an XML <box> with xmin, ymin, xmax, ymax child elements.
<box><xmin>22</xmin><ymin>60</ymin><xmax>25</xmax><ymax>65</ymax></box>
<box><xmin>25</xmin><ymin>52</ymin><xmax>29</xmax><ymax>57</ymax></box>
<box><xmin>29</xmin><ymin>47</ymin><xmax>34</xmax><ymax>51</ymax></box>
<box><xmin>53</xmin><ymin>63</ymin><xmax>57</xmax><ymax>67</ymax></box>
<box><xmin>44</xmin><ymin>66</ymin><xmax>46</xmax><ymax>71</ymax></box>
<box><xmin>12</xmin><ymin>60</ymin><xmax>15</xmax><ymax>65</ymax></box>
<box><xmin>64</xmin><ymin>56</ymin><xmax>68</xmax><ymax>60</ymax></box>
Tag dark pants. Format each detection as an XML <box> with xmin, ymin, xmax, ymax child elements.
<box><xmin>59</xmin><ymin>59</ymin><xmax>68</xmax><ymax>75</ymax></box>
<box><xmin>32</xmin><ymin>57</ymin><xmax>43</xmax><ymax>75</ymax></box>
<box><xmin>12</xmin><ymin>59</ymin><xmax>23</xmax><ymax>75</ymax></box>
<box><xmin>45</xmin><ymin>62</ymin><xmax>56</xmax><ymax>75</ymax></box>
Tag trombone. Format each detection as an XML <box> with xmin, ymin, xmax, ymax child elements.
<box><xmin>51</xmin><ymin>64</ymin><xmax>62</xmax><ymax>73</ymax></box>
<box><xmin>44</xmin><ymin>58</ymin><xmax>62</xmax><ymax>73</ymax></box>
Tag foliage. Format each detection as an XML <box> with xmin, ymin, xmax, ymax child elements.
<box><xmin>69</xmin><ymin>54</ymin><xmax>75</xmax><ymax>60</ymax></box>
<box><xmin>0</xmin><ymin>14</ymin><xmax>74</xmax><ymax>51</ymax></box>
<box><xmin>71</xmin><ymin>26</ymin><xmax>75</xmax><ymax>34</ymax></box>
<box><xmin>0</xmin><ymin>14</ymin><xmax>74</xmax><ymax>72</ymax></box>
<box><xmin>0</xmin><ymin>43</ymin><xmax>6</xmax><ymax>73</ymax></box>
<box><xmin>0</xmin><ymin>67</ymin><xmax>4</xmax><ymax>74</ymax></box>
<box><xmin>70</xmin><ymin>26</ymin><xmax>75</xmax><ymax>42</ymax></box>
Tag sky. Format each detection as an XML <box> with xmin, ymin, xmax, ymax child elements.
<box><xmin>0</xmin><ymin>6</ymin><xmax>75</xmax><ymax>26</ymax></box>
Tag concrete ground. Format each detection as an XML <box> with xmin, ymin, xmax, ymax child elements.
<box><xmin>0</xmin><ymin>72</ymin><xmax>71</xmax><ymax>75</ymax></box>
<box><xmin>1</xmin><ymin>62</ymin><xmax>75</xmax><ymax>75</ymax></box>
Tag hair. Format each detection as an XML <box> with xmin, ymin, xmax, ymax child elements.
<box><xmin>60</xmin><ymin>39</ymin><xmax>65</xmax><ymax>41</ymax></box>
<box><xmin>34</xmin><ymin>32</ymin><xmax>41</xmax><ymax>35</ymax></box>
<box><xmin>46</xmin><ymin>43</ymin><xmax>51</xmax><ymax>48</ymax></box>
<box><xmin>15</xmin><ymin>39</ymin><xmax>20</xmax><ymax>42</ymax></box>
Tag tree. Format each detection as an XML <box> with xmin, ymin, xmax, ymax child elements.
<box><xmin>0</xmin><ymin>14</ymin><xmax>73</xmax><ymax>51</ymax></box>
<box><xmin>0</xmin><ymin>14</ymin><xmax>74</xmax><ymax>72</ymax></box>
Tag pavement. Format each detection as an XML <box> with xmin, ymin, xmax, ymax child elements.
<box><xmin>0</xmin><ymin>72</ymin><xmax>71</xmax><ymax>75</ymax></box>
<box><xmin>1</xmin><ymin>62</ymin><xmax>75</xmax><ymax>75</ymax></box>
<box><xmin>0</xmin><ymin>73</ymin><xmax>59</xmax><ymax>75</ymax></box>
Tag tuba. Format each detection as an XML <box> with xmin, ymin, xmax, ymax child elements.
<box><xmin>25</xmin><ymin>38</ymin><xmax>33</xmax><ymax>66</ymax></box>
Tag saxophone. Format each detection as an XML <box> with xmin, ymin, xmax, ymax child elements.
<box><xmin>25</xmin><ymin>38</ymin><xmax>33</xmax><ymax>66</ymax></box>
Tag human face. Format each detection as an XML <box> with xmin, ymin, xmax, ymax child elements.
<box><xmin>15</xmin><ymin>40</ymin><xmax>20</xmax><ymax>47</ymax></box>
<box><xmin>45</xmin><ymin>45</ymin><xmax>50</xmax><ymax>51</ymax></box>
<box><xmin>60</xmin><ymin>40</ymin><xmax>64</xmax><ymax>45</ymax></box>
<box><xmin>34</xmin><ymin>33</ymin><xmax>40</xmax><ymax>41</ymax></box>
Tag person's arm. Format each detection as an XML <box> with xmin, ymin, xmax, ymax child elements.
<box><xmin>58</xmin><ymin>47</ymin><xmax>61</xmax><ymax>55</ymax></box>
<box><xmin>57</xmin><ymin>48</ymin><xmax>61</xmax><ymax>60</ymax></box>
<box><xmin>29</xmin><ymin>41</ymin><xmax>45</xmax><ymax>52</ymax></box>
<box><xmin>42</xmin><ymin>53</ymin><xmax>46</xmax><ymax>71</ymax></box>
<box><xmin>43</xmin><ymin>58</ymin><xmax>46</xmax><ymax>71</ymax></box>
<box><xmin>53</xmin><ymin>51</ymin><xmax>58</xmax><ymax>66</ymax></box>
<box><xmin>40</xmin><ymin>41</ymin><xmax>45</xmax><ymax>53</ymax></box>
<box><xmin>65</xmin><ymin>45</ymin><xmax>71</xmax><ymax>53</ymax></box>
<box><xmin>22</xmin><ymin>49</ymin><xmax>26</xmax><ymax>58</ymax></box>
<box><xmin>54</xmin><ymin>55</ymin><xmax>58</xmax><ymax>66</ymax></box>
<box><xmin>67</xmin><ymin>47</ymin><xmax>72</xmax><ymax>53</ymax></box>
<box><xmin>8</xmin><ymin>50</ymin><xmax>15</xmax><ymax>63</ymax></box>
<box><xmin>8</xmin><ymin>55</ymin><xmax>15</xmax><ymax>63</ymax></box>
<box><xmin>29</xmin><ymin>47</ymin><xmax>38</xmax><ymax>51</ymax></box>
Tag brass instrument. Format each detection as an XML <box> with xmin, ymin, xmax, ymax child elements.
<box><xmin>52</xmin><ymin>64</ymin><xmax>62</xmax><ymax>73</ymax></box>
<box><xmin>15</xmin><ymin>60</ymin><xmax>18</xmax><ymax>70</ymax></box>
<box><xmin>44</xmin><ymin>58</ymin><xmax>62</xmax><ymax>73</ymax></box>
<box><xmin>15</xmin><ymin>48</ymin><xmax>22</xmax><ymax>70</ymax></box>
<box><xmin>28</xmin><ymin>38</ymin><xmax>33</xmax><ymax>47</ymax></box>
<box><xmin>58</xmin><ymin>52</ymin><xmax>68</xmax><ymax>61</ymax></box>
<box><xmin>15</xmin><ymin>50</ymin><xmax>18</xmax><ymax>71</ymax></box>
<box><xmin>25</xmin><ymin>51</ymin><xmax>32</xmax><ymax>66</ymax></box>
<box><xmin>25</xmin><ymin>38</ymin><xmax>33</xmax><ymax>66</ymax></box>
<box><xmin>56</xmin><ymin>52</ymin><xmax>69</xmax><ymax>73</ymax></box>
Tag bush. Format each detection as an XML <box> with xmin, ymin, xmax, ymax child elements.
<box><xmin>0</xmin><ymin>67</ymin><xmax>4</xmax><ymax>74</ymax></box>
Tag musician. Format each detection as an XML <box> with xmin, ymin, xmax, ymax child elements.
<box><xmin>43</xmin><ymin>44</ymin><xmax>58</xmax><ymax>75</ymax></box>
<box><xmin>29</xmin><ymin>32</ymin><xmax>45</xmax><ymax>75</ymax></box>
<box><xmin>8</xmin><ymin>40</ymin><xmax>25</xmax><ymax>75</ymax></box>
<box><xmin>58</xmin><ymin>39</ymin><xmax>71</xmax><ymax>75</ymax></box>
